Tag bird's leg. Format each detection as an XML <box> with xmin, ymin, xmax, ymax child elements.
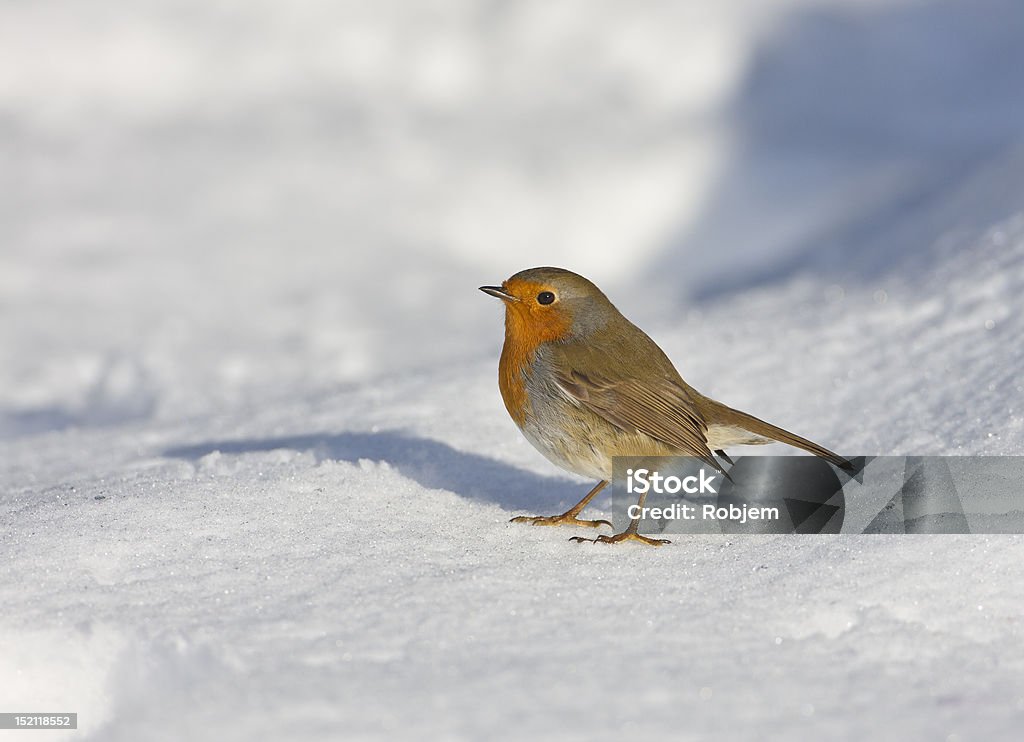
<box><xmin>510</xmin><ymin>480</ymin><xmax>611</xmax><ymax>528</ymax></box>
<box><xmin>570</xmin><ymin>487</ymin><xmax>670</xmax><ymax>546</ymax></box>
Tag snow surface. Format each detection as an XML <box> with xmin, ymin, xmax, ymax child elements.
<box><xmin>2</xmin><ymin>1</ymin><xmax>1024</xmax><ymax>740</ymax></box>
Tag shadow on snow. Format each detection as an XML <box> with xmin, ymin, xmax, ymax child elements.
<box><xmin>162</xmin><ymin>430</ymin><xmax>585</xmax><ymax>514</ymax></box>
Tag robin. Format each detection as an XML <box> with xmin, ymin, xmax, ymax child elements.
<box><xmin>480</xmin><ymin>266</ymin><xmax>849</xmax><ymax>546</ymax></box>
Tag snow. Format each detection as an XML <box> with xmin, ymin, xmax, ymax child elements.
<box><xmin>2</xmin><ymin>1</ymin><xmax>1024</xmax><ymax>740</ymax></box>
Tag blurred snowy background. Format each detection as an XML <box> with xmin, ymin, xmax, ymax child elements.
<box><xmin>2</xmin><ymin>0</ymin><xmax>1023</xmax><ymax>739</ymax></box>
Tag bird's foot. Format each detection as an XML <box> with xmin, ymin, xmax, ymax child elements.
<box><xmin>569</xmin><ymin>531</ymin><xmax>670</xmax><ymax>547</ymax></box>
<box><xmin>509</xmin><ymin>513</ymin><xmax>611</xmax><ymax>529</ymax></box>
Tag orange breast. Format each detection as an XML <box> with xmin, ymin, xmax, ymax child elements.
<box><xmin>498</xmin><ymin>303</ymin><xmax>536</xmax><ymax>425</ymax></box>
<box><xmin>496</xmin><ymin>284</ymin><xmax>573</xmax><ymax>426</ymax></box>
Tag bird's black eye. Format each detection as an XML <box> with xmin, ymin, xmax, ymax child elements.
<box><xmin>537</xmin><ymin>291</ymin><xmax>556</xmax><ymax>305</ymax></box>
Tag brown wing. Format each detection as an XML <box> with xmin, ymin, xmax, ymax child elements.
<box><xmin>552</xmin><ymin>365</ymin><xmax>723</xmax><ymax>473</ymax></box>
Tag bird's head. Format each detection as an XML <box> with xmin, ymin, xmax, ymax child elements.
<box><xmin>479</xmin><ymin>267</ymin><xmax>614</xmax><ymax>345</ymax></box>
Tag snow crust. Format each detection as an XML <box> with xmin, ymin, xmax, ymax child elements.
<box><xmin>2</xmin><ymin>1</ymin><xmax>1023</xmax><ymax>739</ymax></box>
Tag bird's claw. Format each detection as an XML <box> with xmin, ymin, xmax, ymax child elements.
<box><xmin>570</xmin><ymin>532</ymin><xmax>671</xmax><ymax>547</ymax></box>
<box><xmin>509</xmin><ymin>514</ymin><xmax>612</xmax><ymax>529</ymax></box>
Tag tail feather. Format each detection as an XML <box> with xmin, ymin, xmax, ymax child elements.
<box><xmin>696</xmin><ymin>397</ymin><xmax>851</xmax><ymax>470</ymax></box>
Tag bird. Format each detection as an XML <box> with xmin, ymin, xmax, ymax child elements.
<box><xmin>480</xmin><ymin>266</ymin><xmax>849</xmax><ymax>546</ymax></box>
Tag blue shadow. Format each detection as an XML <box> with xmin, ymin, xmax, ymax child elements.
<box><xmin>163</xmin><ymin>430</ymin><xmax>582</xmax><ymax>513</ymax></box>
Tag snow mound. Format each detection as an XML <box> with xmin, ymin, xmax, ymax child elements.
<box><xmin>2</xmin><ymin>1</ymin><xmax>1023</xmax><ymax>740</ymax></box>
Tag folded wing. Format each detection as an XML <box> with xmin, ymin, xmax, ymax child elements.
<box><xmin>552</xmin><ymin>364</ymin><xmax>723</xmax><ymax>473</ymax></box>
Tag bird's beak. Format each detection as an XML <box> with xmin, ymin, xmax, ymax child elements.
<box><xmin>479</xmin><ymin>285</ymin><xmax>517</xmax><ymax>302</ymax></box>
